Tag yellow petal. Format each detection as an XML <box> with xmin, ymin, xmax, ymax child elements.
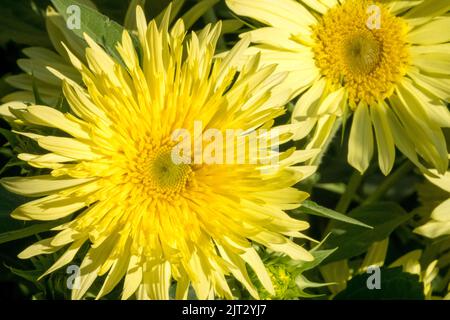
<box><xmin>71</xmin><ymin>239</ymin><xmax>115</xmax><ymax>300</ymax></box>
<box><xmin>244</xmin><ymin>27</ymin><xmax>302</xmax><ymax>51</ymax></box>
<box><xmin>426</xmin><ymin>171</ymin><xmax>450</xmax><ymax>193</ymax></box>
<box><xmin>1</xmin><ymin>175</ymin><xmax>94</xmax><ymax>197</ymax></box>
<box><xmin>37</xmin><ymin>136</ymin><xmax>102</xmax><ymax>160</ymax></box>
<box><xmin>226</xmin><ymin>0</ymin><xmax>316</xmax><ymax>34</ymax></box>
<box><xmin>370</xmin><ymin>103</ymin><xmax>395</xmax><ymax>175</ymax></box>
<box><xmin>404</xmin><ymin>0</ymin><xmax>450</xmax><ymax>27</ymax></box>
<box><xmin>19</xmin><ymin>105</ymin><xmax>90</xmax><ymax>139</ymax></box>
<box><xmin>409</xmin><ymin>17</ymin><xmax>450</xmax><ymax>44</ymax></box>
<box><xmin>348</xmin><ymin>102</ymin><xmax>374</xmax><ymax>174</ymax></box>
<box><xmin>241</xmin><ymin>247</ymin><xmax>274</xmax><ymax>295</ymax></box>
<box><xmin>122</xmin><ymin>255</ymin><xmax>143</xmax><ymax>300</ymax></box>
<box><xmin>415</xmin><ymin>220</ymin><xmax>450</xmax><ymax>238</ymax></box>
<box><xmin>18</xmin><ymin>238</ymin><xmax>62</xmax><ymax>259</ymax></box>
<box><xmin>216</xmin><ymin>242</ymin><xmax>260</xmax><ymax>299</ymax></box>
<box><xmin>11</xmin><ymin>194</ymin><xmax>89</xmax><ymax>221</ymax></box>
<box><xmin>432</xmin><ymin>198</ymin><xmax>450</xmax><ymax>221</ymax></box>
<box><xmin>413</xmin><ymin>52</ymin><xmax>450</xmax><ymax>74</ymax></box>
<box><xmin>97</xmin><ymin>254</ymin><xmax>130</xmax><ymax>299</ymax></box>
<box><xmin>39</xmin><ymin>239</ymin><xmax>85</xmax><ymax>279</ymax></box>
<box><xmin>145</xmin><ymin>261</ymin><xmax>171</xmax><ymax>300</ymax></box>
<box><xmin>383</xmin><ymin>103</ymin><xmax>427</xmax><ymax>172</ymax></box>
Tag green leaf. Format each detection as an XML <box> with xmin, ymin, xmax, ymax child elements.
<box><xmin>293</xmin><ymin>200</ymin><xmax>372</xmax><ymax>229</ymax></box>
<box><xmin>51</xmin><ymin>0</ymin><xmax>139</xmax><ymax>66</ymax></box>
<box><xmin>0</xmin><ymin>186</ymin><xmax>33</xmax><ymax>234</ymax></box>
<box><xmin>323</xmin><ymin>202</ymin><xmax>413</xmax><ymax>263</ymax></box>
<box><xmin>314</xmin><ymin>183</ymin><xmax>347</xmax><ymax>195</ymax></box>
<box><xmin>32</xmin><ymin>75</ymin><xmax>45</xmax><ymax>106</ymax></box>
<box><xmin>0</xmin><ymin>147</ymin><xmax>13</xmax><ymax>158</ymax></box>
<box><xmin>0</xmin><ymin>157</ymin><xmax>26</xmax><ymax>176</ymax></box>
<box><xmin>0</xmin><ymin>75</ymin><xmax>14</xmax><ymax>98</ymax></box>
<box><xmin>221</xmin><ymin>19</ymin><xmax>244</xmax><ymax>35</ymax></box>
<box><xmin>7</xmin><ymin>265</ymin><xmax>45</xmax><ymax>289</ymax></box>
<box><xmin>292</xmin><ymin>249</ymin><xmax>338</xmax><ymax>298</ymax></box>
<box><xmin>295</xmin><ymin>248</ymin><xmax>337</xmax><ymax>274</ymax></box>
<box><xmin>0</xmin><ymin>186</ymin><xmax>29</xmax><ymax>218</ymax></box>
<box><xmin>0</xmin><ymin>128</ymin><xmax>20</xmax><ymax>147</ymax></box>
<box><xmin>334</xmin><ymin>267</ymin><xmax>424</xmax><ymax>300</ymax></box>
<box><xmin>0</xmin><ymin>0</ymin><xmax>51</xmax><ymax>47</ymax></box>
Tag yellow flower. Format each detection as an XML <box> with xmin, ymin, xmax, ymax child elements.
<box><xmin>0</xmin><ymin>7</ymin><xmax>317</xmax><ymax>300</ymax></box>
<box><xmin>226</xmin><ymin>0</ymin><xmax>450</xmax><ymax>174</ymax></box>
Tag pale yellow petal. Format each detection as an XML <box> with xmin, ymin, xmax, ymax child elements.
<box><xmin>122</xmin><ymin>256</ymin><xmax>143</xmax><ymax>300</ymax></box>
<box><xmin>432</xmin><ymin>198</ymin><xmax>450</xmax><ymax>221</ymax></box>
<box><xmin>370</xmin><ymin>103</ymin><xmax>395</xmax><ymax>175</ymax></box>
<box><xmin>39</xmin><ymin>239</ymin><xmax>85</xmax><ymax>279</ymax></box>
<box><xmin>1</xmin><ymin>175</ymin><xmax>94</xmax><ymax>197</ymax></box>
<box><xmin>18</xmin><ymin>238</ymin><xmax>62</xmax><ymax>259</ymax></box>
<box><xmin>226</xmin><ymin>0</ymin><xmax>316</xmax><ymax>34</ymax></box>
<box><xmin>409</xmin><ymin>17</ymin><xmax>450</xmax><ymax>44</ymax></box>
<box><xmin>348</xmin><ymin>102</ymin><xmax>374</xmax><ymax>174</ymax></box>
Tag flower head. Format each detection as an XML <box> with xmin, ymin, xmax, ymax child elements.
<box><xmin>0</xmin><ymin>7</ymin><xmax>317</xmax><ymax>300</ymax></box>
<box><xmin>226</xmin><ymin>0</ymin><xmax>450</xmax><ymax>175</ymax></box>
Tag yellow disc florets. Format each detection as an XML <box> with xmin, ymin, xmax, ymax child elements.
<box><xmin>149</xmin><ymin>147</ymin><xmax>192</xmax><ymax>195</ymax></box>
<box><xmin>127</xmin><ymin>143</ymin><xmax>193</xmax><ymax>200</ymax></box>
<box><xmin>311</xmin><ymin>0</ymin><xmax>410</xmax><ymax>105</ymax></box>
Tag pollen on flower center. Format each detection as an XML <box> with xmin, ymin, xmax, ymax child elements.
<box><xmin>128</xmin><ymin>144</ymin><xmax>193</xmax><ymax>199</ymax></box>
<box><xmin>149</xmin><ymin>147</ymin><xmax>192</xmax><ymax>193</ymax></box>
<box><xmin>344</xmin><ymin>33</ymin><xmax>381</xmax><ymax>75</ymax></box>
<box><xmin>311</xmin><ymin>0</ymin><xmax>410</xmax><ymax>106</ymax></box>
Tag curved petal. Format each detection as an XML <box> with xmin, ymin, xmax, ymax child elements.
<box><xmin>226</xmin><ymin>0</ymin><xmax>316</xmax><ymax>34</ymax></box>
<box><xmin>348</xmin><ymin>102</ymin><xmax>374</xmax><ymax>173</ymax></box>
<box><xmin>370</xmin><ymin>103</ymin><xmax>395</xmax><ymax>175</ymax></box>
<box><xmin>1</xmin><ymin>175</ymin><xmax>94</xmax><ymax>197</ymax></box>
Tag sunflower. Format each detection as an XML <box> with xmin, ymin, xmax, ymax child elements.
<box><xmin>226</xmin><ymin>0</ymin><xmax>450</xmax><ymax>174</ymax></box>
<box><xmin>0</xmin><ymin>7</ymin><xmax>317</xmax><ymax>300</ymax></box>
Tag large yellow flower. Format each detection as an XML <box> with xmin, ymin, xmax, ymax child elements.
<box><xmin>0</xmin><ymin>7</ymin><xmax>317</xmax><ymax>300</ymax></box>
<box><xmin>226</xmin><ymin>0</ymin><xmax>450</xmax><ymax>174</ymax></box>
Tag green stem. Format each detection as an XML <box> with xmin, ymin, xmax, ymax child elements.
<box><xmin>335</xmin><ymin>170</ymin><xmax>364</xmax><ymax>214</ymax></box>
<box><xmin>363</xmin><ymin>160</ymin><xmax>414</xmax><ymax>205</ymax></box>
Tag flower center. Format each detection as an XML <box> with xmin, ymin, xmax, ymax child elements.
<box><xmin>128</xmin><ymin>144</ymin><xmax>193</xmax><ymax>199</ymax></box>
<box><xmin>344</xmin><ymin>33</ymin><xmax>381</xmax><ymax>75</ymax></box>
<box><xmin>149</xmin><ymin>147</ymin><xmax>192</xmax><ymax>194</ymax></box>
<box><xmin>311</xmin><ymin>0</ymin><xmax>410</xmax><ymax>106</ymax></box>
